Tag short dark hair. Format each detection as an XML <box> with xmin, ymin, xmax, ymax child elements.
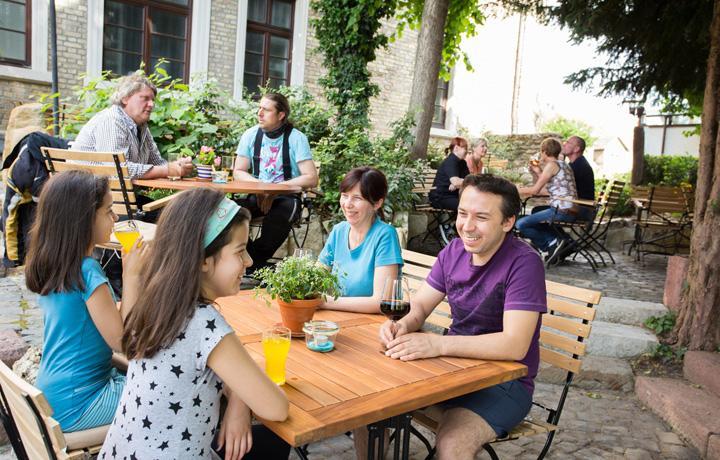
<box><xmin>339</xmin><ymin>167</ymin><xmax>388</xmax><ymax>220</ymax></box>
<box><xmin>262</xmin><ymin>92</ymin><xmax>291</xmax><ymax>123</ymax></box>
<box><xmin>569</xmin><ymin>135</ymin><xmax>586</xmax><ymax>153</ymax></box>
<box><xmin>541</xmin><ymin>138</ymin><xmax>562</xmax><ymax>158</ymax></box>
<box><xmin>459</xmin><ymin>174</ymin><xmax>522</xmax><ymax>221</ymax></box>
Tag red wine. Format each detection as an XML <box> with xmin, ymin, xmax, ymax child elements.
<box><xmin>380</xmin><ymin>300</ymin><xmax>411</xmax><ymax>321</ymax></box>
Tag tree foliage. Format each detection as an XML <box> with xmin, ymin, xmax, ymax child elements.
<box><xmin>395</xmin><ymin>0</ymin><xmax>485</xmax><ymax>80</ymax></box>
<box><xmin>538</xmin><ymin>116</ymin><xmax>597</xmax><ymax>147</ymax></box>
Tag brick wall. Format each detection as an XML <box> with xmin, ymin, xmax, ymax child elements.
<box><xmin>209</xmin><ymin>0</ymin><xmax>238</xmax><ymax>95</ymax></box>
<box><xmin>56</xmin><ymin>0</ymin><xmax>88</xmax><ymax>100</ymax></box>
<box><xmin>0</xmin><ymin>80</ymin><xmax>51</xmax><ymax>140</ymax></box>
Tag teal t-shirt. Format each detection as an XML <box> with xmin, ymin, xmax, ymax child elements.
<box><xmin>319</xmin><ymin>218</ymin><xmax>403</xmax><ymax>297</ymax></box>
<box><xmin>36</xmin><ymin>257</ymin><xmax>115</xmax><ymax>430</ymax></box>
<box><xmin>235</xmin><ymin>125</ymin><xmax>312</xmax><ymax>183</ymax></box>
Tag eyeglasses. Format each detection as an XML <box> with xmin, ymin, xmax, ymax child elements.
<box><xmin>339</xmin><ymin>193</ymin><xmax>367</xmax><ymax>205</ymax></box>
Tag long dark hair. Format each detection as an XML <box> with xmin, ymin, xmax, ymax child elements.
<box><xmin>25</xmin><ymin>170</ymin><xmax>109</xmax><ymax>295</ymax></box>
<box><xmin>339</xmin><ymin>166</ymin><xmax>388</xmax><ymax>220</ymax></box>
<box><xmin>122</xmin><ymin>188</ymin><xmax>251</xmax><ymax>360</ymax></box>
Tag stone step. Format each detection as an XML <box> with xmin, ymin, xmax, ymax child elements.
<box><xmin>537</xmin><ymin>355</ymin><xmax>634</xmax><ymax>392</ymax></box>
<box><xmin>635</xmin><ymin>376</ymin><xmax>720</xmax><ymax>459</ymax></box>
<box><xmin>595</xmin><ymin>296</ymin><xmax>668</xmax><ymax>327</ymax></box>
<box><xmin>684</xmin><ymin>351</ymin><xmax>720</xmax><ymax>399</ymax></box>
<box><xmin>586</xmin><ymin>321</ymin><xmax>658</xmax><ymax>358</ymax></box>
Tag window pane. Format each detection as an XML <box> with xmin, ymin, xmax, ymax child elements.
<box><xmin>248</xmin><ymin>0</ymin><xmax>266</xmax><ymax>23</ymax></box>
<box><xmin>0</xmin><ymin>29</ymin><xmax>25</xmax><ymax>61</ymax></box>
<box><xmin>151</xmin><ymin>10</ymin><xmax>186</xmax><ymax>37</ymax></box>
<box><xmin>157</xmin><ymin>0</ymin><xmax>188</xmax><ymax>6</ymax></box>
<box><xmin>244</xmin><ymin>53</ymin><xmax>263</xmax><ymax>75</ymax></box>
<box><xmin>151</xmin><ymin>35</ymin><xmax>185</xmax><ymax>60</ymax></box>
<box><xmin>0</xmin><ymin>1</ymin><xmax>26</xmax><ymax>32</ymax></box>
<box><xmin>105</xmin><ymin>1</ymin><xmax>143</xmax><ymax>29</ymax></box>
<box><xmin>244</xmin><ymin>73</ymin><xmax>261</xmax><ymax>94</ymax></box>
<box><xmin>104</xmin><ymin>26</ymin><xmax>143</xmax><ymax>53</ymax></box>
<box><xmin>151</xmin><ymin>57</ymin><xmax>184</xmax><ymax>80</ymax></box>
<box><xmin>269</xmin><ymin>35</ymin><xmax>289</xmax><ymax>58</ymax></box>
<box><xmin>269</xmin><ymin>78</ymin><xmax>285</xmax><ymax>88</ymax></box>
<box><xmin>433</xmin><ymin>106</ymin><xmax>443</xmax><ymax>124</ymax></box>
<box><xmin>268</xmin><ymin>57</ymin><xmax>287</xmax><ymax>79</ymax></box>
<box><xmin>246</xmin><ymin>31</ymin><xmax>264</xmax><ymax>54</ymax></box>
<box><xmin>271</xmin><ymin>0</ymin><xmax>292</xmax><ymax>29</ymax></box>
<box><xmin>103</xmin><ymin>49</ymin><xmax>142</xmax><ymax>76</ymax></box>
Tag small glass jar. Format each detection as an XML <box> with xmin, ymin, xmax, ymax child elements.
<box><xmin>303</xmin><ymin>320</ymin><xmax>340</xmax><ymax>353</ymax></box>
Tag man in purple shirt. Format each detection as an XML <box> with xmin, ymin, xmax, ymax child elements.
<box><xmin>381</xmin><ymin>174</ymin><xmax>547</xmax><ymax>459</ymax></box>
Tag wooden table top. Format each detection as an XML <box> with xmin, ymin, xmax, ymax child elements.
<box><xmin>217</xmin><ymin>291</ymin><xmax>527</xmax><ymax>446</ymax></box>
<box><xmin>133</xmin><ymin>178</ymin><xmax>302</xmax><ymax>195</ymax></box>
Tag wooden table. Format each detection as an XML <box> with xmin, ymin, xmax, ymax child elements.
<box><xmin>133</xmin><ymin>177</ymin><xmax>302</xmax><ymax>195</ymax></box>
<box><xmin>217</xmin><ymin>292</ymin><xmax>527</xmax><ymax>455</ymax></box>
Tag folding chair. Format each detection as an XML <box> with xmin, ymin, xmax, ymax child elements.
<box><xmin>409</xmin><ymin>168</ymin><xmax>456</xmax><ymax>248</ymax></box>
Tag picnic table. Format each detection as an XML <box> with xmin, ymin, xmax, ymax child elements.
<box><xmin>133</xmin><ymin>177</ymin><xmax>302</xmax><ymax>195</ymax></box>
<box><xmin>216</xmin><ymin>291</ymin><xmax>527</xmax><ymax>459</ymax></box>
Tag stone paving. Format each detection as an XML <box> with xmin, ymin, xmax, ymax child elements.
<box><xmin>0</xmin><ymin>202</ymin><xmax>700</xmax><ymax>458</ymax></box>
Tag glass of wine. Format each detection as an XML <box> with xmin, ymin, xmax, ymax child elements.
<box><xmin>222</xmin><ymin>156</ymin><xmax>235</xmax><ymax>180</ymax></box>
<box><xmin>380</xmin><ymin>277</ymin><xmax>411</xmax><ymax>338</ymax></box>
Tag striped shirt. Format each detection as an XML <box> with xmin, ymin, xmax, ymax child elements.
<box><xmin>71</xmin><ymin>105</ymin><xmax>165</xmax><ymax>178</ymax></box>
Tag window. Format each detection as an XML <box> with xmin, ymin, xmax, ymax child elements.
<box><xmin>103</xmin><ymin>0</ymin><xmax>191</xmax><ymax>81</ymax></box>
<box><xmin>432</xmin><ymin>78</ymin><xmax>449</xmax><ymax>128</ymax></box>
<box><xmin>0</xmin><ymin>0</ymin><xmax>30</xmax><ymax>66</ymax></box>
<box><xmin>244</xmin><ymin>0</ymin><xmax>294</xmax><ymax>95</ymax></box>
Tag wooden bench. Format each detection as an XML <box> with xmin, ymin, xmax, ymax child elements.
<box><xmin>0</xmin><ymin>361</ymin><xmax>108</xmax><ymax>460</ymax></box>
<box><xmin>401</xmin><ymin>249</ymin><xmax>601</xmax><ymax>459</ymax></box>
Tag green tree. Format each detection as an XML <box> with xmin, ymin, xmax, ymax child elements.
<box><xmin>539</xmin><ymin>116</ymin><xmax>597</xmax><ymax>146</ymax></box>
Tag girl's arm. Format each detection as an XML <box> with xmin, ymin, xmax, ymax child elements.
<box><xmin>518</xmin><ymin>162</ymin><xmax>558</xmax><ymax>196</ymax></box>
<box><xmin>119</xmin><ymin>239</ymin><xmax>148</xmax><ymax>320</ymax></box>
<box><xmin>207</xmin><ymin>333</ymin><xmax>289</xmax><ymax>422</ymax></box>
<box><xmin>86</xmin><ymin>284</ymin><xmax>124</xmax><ymax>351</ymax></box>
<box><xmin>321</xmin><ymin>264</ymin><xmax>399</xmax><ymax>313</ymax></box>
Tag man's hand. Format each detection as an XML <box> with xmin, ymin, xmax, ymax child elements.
<box><xmin>384</xmin><ymin>332</ymin><xmax>443</xmax><ymax>361</ymax></box>
<box><xmin>379</xmin><ymin>320</ymin><xmax>409</xmax><ymax>348</ymax></box>
<box><xmin>217</xmin><ymin>394</ymin><xmax>253</xmax><ymax>460</ymax></box>
<box><xmin>258</xmin><ymin>194</ymin><xmax>274</xmax><ymax>214</ymax></box>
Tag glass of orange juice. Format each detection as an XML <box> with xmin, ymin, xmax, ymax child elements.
<box><xmin>114</xmin><ymin>220</ymin><xmax>140</xmax><ymax>253</ymax></box>
<box><xmin>262</xmin><ymin>325</ymin><xmax>291</xmax><ymax>385</ymax></box>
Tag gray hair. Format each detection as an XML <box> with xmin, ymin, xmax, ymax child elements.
<box><xmin>471</xmin><ymin>137</ymin><xmax>488</xmax><ymax>149</ymax></box>
<box><xmin>110</xmin><ymin>74</ymin><xmax>157</xmax><ymax>106</ymax></box>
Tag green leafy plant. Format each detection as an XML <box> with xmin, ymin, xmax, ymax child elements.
<box><xmin>253</xmin><ymin>256</ymin><xmax>341</xmax><ymax>303</ymax></box>
<box><xmin>539</xmin><ymin>116</ymin><xmax>597</xmax><ymax>147</ymax></box>
<box><xmin>643</xmin><ymin>155</ymin><xmax>698</xmax><ymax>186</ymax></box>
<box><xmin>650</xmin><ymin>343</ymin><xmax>686</xmax><ymax>362</ymax></box>
<box><xmin>644</xmin><ymin>311</ymin><xmax>677</xmax><ymax>335</ymax></box>
<box><xmin>195</xmin><ymin>145</ymin><xmax>220</xmax><ymax>166</ymax></box>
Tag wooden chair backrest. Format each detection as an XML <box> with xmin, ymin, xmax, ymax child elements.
<box><xmin>401</xmin><ymin>249</ymin><xmax>601</xmax><ymax>374</ymax></box>
<box><xmin>0</xmin><ymin>361</ymin><xmax>66</xmax><ymax>459</ymax></box>
<box><xmin>602</xmin><ymin>180</ymin><xmax>626</xmax><ymax>212</ymax></box>
<box><xmin>41</xmin><ymin>147</ymin><xmax>139</xmax><ymax>219</ymax></box>
<box><xmin>412</xmin><ymin>168</ymin><xmax>436</xmax><ymax>194</ymax></box>
<box><xmin>647</xmin><ymin>185</ymin><xmax>689</xmax><ymax>215</ymax></box>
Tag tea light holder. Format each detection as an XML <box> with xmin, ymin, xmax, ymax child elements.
<box><xmin>303</xmin><ymin>320</ymin><xmax>339</xmax><ymax>353</ymax></box>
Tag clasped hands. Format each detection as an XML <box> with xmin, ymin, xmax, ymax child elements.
<box><xmin>379</xmin><ymin>320</ymin><xmax>443</xmax><ymax>361</ymax></box>
<box><xmin>169</xmin><ymin>157</ymin><xmax>194</xmax><ymax>177</ymax></box>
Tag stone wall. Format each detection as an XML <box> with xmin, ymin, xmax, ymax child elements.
<box><xmin>209</xmin><ymin>0</ymin><xmax>239</xmax><ymax>95</ymax></box>
<box><xmin>486</xmin><ymin>132</ymin><xmax>560</xmax><ymax>183</ymax></box>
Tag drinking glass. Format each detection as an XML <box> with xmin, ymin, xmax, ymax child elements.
<box><xmin>167</xmin><ymin>152</ymin><xmax>182</xmax><ymax>180</ymax></box>
<box><xmin>262</xmin><ymin>325</ymin><xmax>292</xmax><ymax>385</ymax></box>
<box><xmin>380</xmin><ymin>278</ymin><xmax>411</xmax><ymax>338</ymax></box>
<box><xmin>114</xmin><ymin>220</ymin><xmax>140</xmax><ymax>253</ymax></box>
<box><xmin>293</xmin><ymin>248</ymin><xmax>314</xmax><ymax>259</ymax></box>
<box><xmin>222</xmin><ymin>156</ymin><xmax>235</xmax><ymax>176</ymax></box>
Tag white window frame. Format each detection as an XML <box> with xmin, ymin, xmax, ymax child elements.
<box><xmin>233</xmin><ymin>0</ymin><xmax>308</xmax><ymax>100</ymax></box>
<box><xmin>430</xmin><ymin>70</ymin><xmax>457</xmax><ymax>137</ymax></box>
<box><xmin>0</xmin><ymin>0</ymin><xmax>50</xmax><ymax>83</ymax></box>
<box><xmin>86</xmin><ymin>0</ymin><xmax>210</xmax><ymax>83</ymax></box>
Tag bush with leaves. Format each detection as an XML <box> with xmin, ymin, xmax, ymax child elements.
<box><xmin>538</xmin><ymin>116</ymin><xmax>597</xmax><ymax>147</ymax></box>
<box><xmin>313</xmin><ymin>113</ymin><xmax>424</xmax><ymax>223</ymax></box>
<box><xmin>643</xmin><ymin>155</ymin><xmax>698</xmax><ymax>187</ymax></box>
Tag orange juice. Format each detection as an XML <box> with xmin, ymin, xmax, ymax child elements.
<box><xmin>115</xmin><ymin>229</ymin><xmax>140</xmax><ymax>252</ymax></box>
<box><xmin>262</xmin><ymin>336</ymin><xmax>291</xmax><ymax>385</ymax></box>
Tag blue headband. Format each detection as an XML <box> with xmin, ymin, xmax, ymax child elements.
<box><xmin>204</xmin><ymin>198</ymin><xmax>241</xmax><ymax>248</ymax></box>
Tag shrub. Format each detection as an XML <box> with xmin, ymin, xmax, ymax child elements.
<box><xmin>643</xmin><ymin>155</ymin><xmax>698</xmax><ymax>186</ymax></box>
<box><xmin>538</xmin><ymin>116</ymin><xmax>597</xmax><ymax>147</ymax></box>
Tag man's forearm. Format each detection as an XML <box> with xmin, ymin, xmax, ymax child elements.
<box><xmin>438</xmin><ymin>332</ymin><xmax>528</xmax><ymax>361</ymax></box>
<box><xmin>233</xmin><ymin>170</ymin><xmax>260</xmax><ymax>182</ymax></box>
<box><xmin>282</xmin><ymin>173</ymin><xmax>318</xmax><ymax>189</ymax></box>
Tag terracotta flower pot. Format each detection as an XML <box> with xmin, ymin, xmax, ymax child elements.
<box><xmin>277</xmin><ymin>297</ymin><xmax>322</xmax><ymax>334</ymax></box>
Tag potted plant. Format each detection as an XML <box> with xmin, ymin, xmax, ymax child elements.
<box><xmin>254</xmin><ymin>256</ymin><xmax>341</xmax><ymax>333</ymax></box>
<box><xmin>195</xmin><ymin>145</ymin><xmax>220</xmax><ymax>180</ymax></box>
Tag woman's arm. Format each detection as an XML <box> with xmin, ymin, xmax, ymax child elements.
<box><xmin>518</xmin><ymin>162</ymin><xmax>558</xmax><ymax>196</ymax></box>
<box><xmin>86</xmin><ymin>284</ymin><xmax>124</xmax><ymax>351</ymax></box>
<box><xmin>208</xmin><ymin>333</ymin><xmax>289</xmax><ymax>422</ymax></box>
<box><xmin>321</xmin><ymin>264</ymin><xmax>399</xmax><ymax>313</ymax></box>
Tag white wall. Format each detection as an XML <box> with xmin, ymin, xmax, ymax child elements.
<box><xmin>644</xmin><ymin>126</ymin><xmax>700</xmax><ymax>157</ymax></box>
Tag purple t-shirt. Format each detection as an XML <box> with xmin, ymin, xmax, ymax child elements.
<box><xmin>426</xmin><ymin>235</ymin><xmax>547</xmax><ymax>394</ymax></box>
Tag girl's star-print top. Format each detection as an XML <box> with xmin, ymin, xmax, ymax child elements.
<box><xmin>99</xmin><ymin>304</ymin><xmax>234</xmax><ymax>459</ymax></box>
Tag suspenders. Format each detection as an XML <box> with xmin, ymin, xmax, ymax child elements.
<box><xmin>252</xmin><ymin>124</ymin><xmax>293</xmax><ymax>180</ymax></box>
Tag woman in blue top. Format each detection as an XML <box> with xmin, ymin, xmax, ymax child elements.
<box><xmin>319</xmin><ymin>167</ymin><xmax>403</xmax><ymax>313</ymax></box>
<box><xmin>25</xmin><ymin>170</ymin><xmax>145</xmax><ymax>432</ymax></box>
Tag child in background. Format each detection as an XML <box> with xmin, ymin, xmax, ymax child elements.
<box><xmin>26</xmin><ymin>170</ymin><xmax>145</xmax><ymax>432</ymax></box>
<box><xmin>99</xmin><ymin>188</ymin><xmax>289</xmax><ymax>460</ymax></box>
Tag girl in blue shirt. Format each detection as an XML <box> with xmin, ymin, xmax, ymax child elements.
<box><xmin>25</xmin><ymin>170</ymin><xmax>145</xmax><ymax>431</ymax></box>
<box><xmin>319</xmin><ymin>167</ymin><xmax>403</xmax><ymax>313</ymax></box>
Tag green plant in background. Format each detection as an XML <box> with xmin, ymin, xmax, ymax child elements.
<box><xmin>644</xmin><ymin>311</ymin><xmax>677</xmax><ymax>335</ymax></box>
<box><xmin>253</xmin><ymin>255</ymin><xmax>341</xmax><ymax>303</ymax></box>
<box><xmin>538</xmin><ymin>116</ymin><xmax>597</xmax><ymax>147</ymax></box>
<box><xmin>313</xmin><ymin>113</ymin><xmax>425</xmax><ymax>223</ymax></box>
<box><xmin>643</xmin><ymin>155</ymin><xmax>698</xmax><ymax>186</ymax></box>
<box><xmin>650</xmin><ymin>343</ymin><xmax>687</xmax><ymax>361</ymax></box>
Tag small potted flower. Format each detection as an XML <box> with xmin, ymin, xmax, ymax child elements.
<box><xmin>195</xmin><ymin>145</ymin><xmax>220</xmax><ymax>181</ymax></box>
<box><xmin>254</xmin><ymin>255</ymin><xmax>341</xmax><ymax>334</ymax></box>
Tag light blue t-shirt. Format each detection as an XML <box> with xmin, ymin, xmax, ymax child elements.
<box><xmin>36</xmin><ymin>257</ymin><xmax>116</xmax><ymax>430</ymax></box>
<box><xmin>319</xmin><ymin>218</ymin><xmax>403</xmax><ymax>297</ymax></box>
<box><xmin>236</xmin><ymin>125</ymin><xmax>312</xmax><ymax>183</ymax></box>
